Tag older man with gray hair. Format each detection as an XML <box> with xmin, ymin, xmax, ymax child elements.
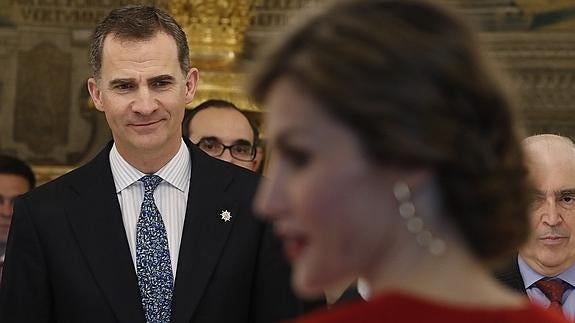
<box><xmin>497</xmin><ymin>134</ymin><xmax>575</xmax><ymax>321</ymax></box>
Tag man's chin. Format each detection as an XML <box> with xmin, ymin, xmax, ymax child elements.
<box><xmin>537</xmin><ymin>254</ymin><xmax>573</xmax><ymax>271</ymax></box>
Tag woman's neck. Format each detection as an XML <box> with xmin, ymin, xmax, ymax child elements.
<box><xmin>363</xmin><ymin>235</ymin><xmax>524</xmax><ymax>308</ymax></box>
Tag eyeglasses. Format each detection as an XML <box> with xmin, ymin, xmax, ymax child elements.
<box><xmin>195</xmin><ymin>137</ymin><xmax>256</xmax><ymax>162</ymax></box>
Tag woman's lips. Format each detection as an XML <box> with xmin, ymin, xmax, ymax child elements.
<box><xmin>277</xmin><ymin>231</ymin><xmax>309</xmax><ymax>262</ymax></box>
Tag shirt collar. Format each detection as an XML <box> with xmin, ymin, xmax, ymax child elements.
<box><xmin>518</xmin><ymin>254</ymin><xmax>546</xmax><ymax>289</ymax></box>
<box><xmin>519</xmin><ymin>254</ymin><xmax>575</xmax><ymax>288</ymax></box>
<box><xmin>109</xmin><ymin>139</ymin><xmax>191</xmax><ymax>193</ymax></box>
<box><xmin>558</xmin><ymin>262</ymin><xmax>575</xmax><ymax>287</ymax></box>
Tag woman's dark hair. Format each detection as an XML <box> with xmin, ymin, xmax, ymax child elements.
<box><xmin>250</xmin><ymin>0</ymin><xmax>529</xmax><ymax>264</ymax></box>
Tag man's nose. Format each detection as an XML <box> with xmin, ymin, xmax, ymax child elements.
<box><xmin>542</xmin><ymin>199</ymin><xmax>562</xmax><ymax>226</ymax></box>
<box><xmin>218</xmin><ymin>149</ymin><xmax>234</xmax><ymax>163</ymax></box>
<box><xmin>132</xmin><ymin>87</ymin><xmax>158</xmax><ymax>114</ymax></box>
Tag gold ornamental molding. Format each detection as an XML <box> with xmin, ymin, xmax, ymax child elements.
<box><xmin>32</xmin><ymin>165</ymin><xmax>74</xmax><ymax>186</ymax></box>
<box><xmin>189</xmin><ymin>70</ymin><xmax>259</xmax><ymax>112</ymax></box>
<box><xmin>484</xmin><ymin>32</ymin><xmax>575</xmax><ymax>70</ymax></box>
<box><xmin>169</xmin><ymin>0</ymin><xmax>260</xmax><ymax>112</ymax></box>
<box><xmin>515</xmin><ymin>0</ymin><xmax>574</xmax><ymax>13</ymax></box>
<box><xmin>483</xmin><ymin>32</ymin><xmax>575</xmax><ymax>106</ymax></box>
<box><xmin>169</xmin><ymin>0</ymin><xmax>257</xmax><ymax>70</ymax></box>
<box><xmin>480</xmin><ymin>30</ymin><xmax>575</xmax><ymax>139</ymax></box>
<box><xmin>515</xmin><ymin>0</ymin><xmax>575</xmax><ymax>30</ymax></box>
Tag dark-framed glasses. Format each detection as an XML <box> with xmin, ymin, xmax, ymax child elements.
<box><xmin>195</xmin><ymin>137</ymin><xmax>256</xmax><ymax>162</ymax></box>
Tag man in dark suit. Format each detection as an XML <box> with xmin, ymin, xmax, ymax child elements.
<box><xmin>496</xmin><ymin>134</ymin><xmax>575</xmax><ymax>321</ymax></box>
<box><xmin>0</xmin><ymin>5</ymin><xmax>304</xmax><ymax>323</ymax></box>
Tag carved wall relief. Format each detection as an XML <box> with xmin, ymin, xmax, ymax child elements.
<box><xmin>0</xmin><ymin>0</ymin><xmax>575</xmax><ymax>184</ymax></box>
<box><xmin>14</xmin><ymin>42</ymin><xmax>71</xmax><ymax>157</ymax></box>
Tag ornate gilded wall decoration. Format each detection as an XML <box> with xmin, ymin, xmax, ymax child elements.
<box><xmin>14</xmin><ymin>42</ymin><xmax>70</xmax><ymax>157</ymax></box>
<box><xmin>1</xmin><ymin>0</ymin><xmax>575</xmax><ymax>183</ymax></box>
<box><xmin>169</xmin><ymin>0</ymin><xmax>255</xmax><ymax>69</ymax></box>
<box><xmin>169</xmin><ymin>0</ymin><xmax>259</xmax><ymax>112</ymax></box>
<box><xmin>515</xmin><ymin>0</ymin><xmax>575</xmax><ymax>30</ymax></box>
<box><xmin>6</xmin><ymin>0</ymin><xmax>156</xmax><ymax>27</ymax></box>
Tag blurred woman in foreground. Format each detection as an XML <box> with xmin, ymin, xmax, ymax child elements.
<box><xmin>249</xmin><ymin>0</ymin><xmax>568</xmax><ymax>322</ymax></box>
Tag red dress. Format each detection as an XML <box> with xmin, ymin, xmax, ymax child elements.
<box><xmin>292</xmin><ymin>291</ymin><xmax>569</xmax><ymax>323</ymax></box>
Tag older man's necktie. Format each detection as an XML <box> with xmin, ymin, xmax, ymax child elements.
<box><xmin>136</xmin><ymin>175</ymin><xmax>173</xmax><ymax>323</ymax></box>
<box><xmin>536</xmin><ymin>278</ymin><xmax>569</xmax><ymax>313</ymax></box>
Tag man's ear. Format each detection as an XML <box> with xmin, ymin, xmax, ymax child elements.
<box><xmin>184</xmin><ymin>68</ymin><xmax>199</xmax><ymax>105</ymax></box>
<box><xmin>252</xmin><ymin>146</ymin><xmax>264</xmax><ymax>173</ymax></box>
<box><xmin>87</xmin><ymin>78</ymin><xmax>105</xmax><ymax>112</ymax></box>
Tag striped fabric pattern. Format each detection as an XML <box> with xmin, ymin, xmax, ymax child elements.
<box><xmin>109</xmin><ymin>140</ymin><xmax>191</xmax><ymax>278</ymax></box>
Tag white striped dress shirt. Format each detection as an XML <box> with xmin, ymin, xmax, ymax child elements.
<box><xmin>109</xmin><ymin>140</ymin><xmax>191</xmax><ymax>278</ymax></box>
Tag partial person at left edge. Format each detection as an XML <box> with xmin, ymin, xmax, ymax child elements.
<box><xmin>0</xmin><ymin>155</ymin><xmax>35</xmax><ymax>267</ymax></box>
<box><xmin>0</xmin><ymin>5</ymin><xmax>305</xmax><ymax>323</ymax></box>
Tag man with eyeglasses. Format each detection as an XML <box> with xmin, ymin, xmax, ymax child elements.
<box><xmin>184</xmin><ymin>99</ymin><xmax>262</xmax><ymax>172</ymax></box>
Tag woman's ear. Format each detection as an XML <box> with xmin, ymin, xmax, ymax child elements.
<box><xmin>401</xmin><ymin>168</ymin><xmax>433</xmax><ymax>194</ymax></box>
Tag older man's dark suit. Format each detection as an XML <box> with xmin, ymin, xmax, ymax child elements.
<box><xmin>494</xmin><ymin>257</ymin><xmax>527</xmax><ymax>294</ymax></box>
<box><xmin>0</xmin><ymin>140</ymin><xmax>303</xmax><ymax>323</ymax></box>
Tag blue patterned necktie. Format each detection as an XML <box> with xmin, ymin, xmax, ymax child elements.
<box><xmin>136</xmin><ymin>175</ymin><xmax>173</xmax><ymax>323</ymax></box>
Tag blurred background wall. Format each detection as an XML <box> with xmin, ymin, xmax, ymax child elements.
<box><xmin>0</xmin><ymin>0</ymin><xmax>574</xmax><ymax>183</ymax></box>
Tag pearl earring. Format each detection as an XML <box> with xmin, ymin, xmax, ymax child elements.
<box><xmin>393</xmin><ymin>181</ymin><xmax>446</xmax><ymax>256</ymax></box>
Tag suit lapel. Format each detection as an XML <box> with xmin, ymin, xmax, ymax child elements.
<box><xmin>494</xmin><ymin>256</ymin><xmax>527</xmax><ymax>294</ymax></box>
<box><xmin>172</xmin><ymin>144</ymin><xmax>237</xmax><ymax>322</ymax></box>
<box><xmin>65</xmin><ymin>144</ymin><xmax>144</xmax><ymax>322</ymax></box>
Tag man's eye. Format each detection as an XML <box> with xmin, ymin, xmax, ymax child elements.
<box><xmin>114</xmin><ymin>83</ymin><xmax>133</xmax><ymax>90</ymax></box>
<box><xmin>199</xmin><ymin>139</ymin><xmax>221</xmax><ymax>152</ymax></box>
<box><xmin>232</xmin><ymin>145</ymin><xmax>252</xmax><ymax>155</ymax></box>
<box><xmin>200</xmin><ymin>142</ymin><xmax>216</xmax><ymax>150</ymax></box>
<box><xmin>562</xmin><ymin>196</ymin><xmax>575</xmax><ymax>204</ymax></box>
<box><xmin>153</xmin><ymin>80</ymin><xmax>171</xmax><ymax>88</ymax></box>
<box><xmin>559</xmin><ymin>195</ymin><xmax>575</xmax><ymax>209</ymax></box>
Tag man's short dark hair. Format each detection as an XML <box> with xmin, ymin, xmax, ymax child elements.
<box><xmin>0</xmin><ymin>155</ymin><xmax>35</xmax><ymax>189</ymax></box>
<box><xmin>182</xmin><ymin>99</ymin><xmax>259</xmax><ymax>144</ymax></box>
<box><xmin>89</xmin><ymin>5</ymin><xmax>190</xmax><ymax>77</ymax></box>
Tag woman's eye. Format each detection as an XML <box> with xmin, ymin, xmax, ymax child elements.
<box><xmin>282</xmin><ymin>148</ymin><xmax>310</xmax><ymax>169</ymax></box>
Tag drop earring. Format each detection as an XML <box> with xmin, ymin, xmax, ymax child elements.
<box><xmin>393</xmin><ymin>181</ymin><xmax>446</xmax><ymax>256</ymax></box>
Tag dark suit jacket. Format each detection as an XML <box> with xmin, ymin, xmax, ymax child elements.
<box><xmin>335</xmin><ymin>286</ymin><xmax>362</xmax><ymax>305</ymax></box>
<box><xmin>494</xmin><ymin>257</ymin><xmax>527</xmax><ymax>294</ymax></box>
<box><xmin>0</xmin><ymin>140</ymin><xmax>304</xmax><ymax>323</ymax></box>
